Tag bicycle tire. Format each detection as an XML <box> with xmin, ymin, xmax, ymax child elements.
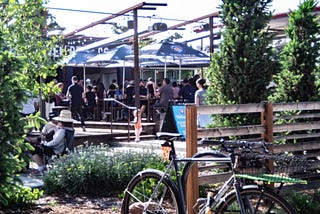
<box><xmin>121</xmin><ymin>169</ymin><xmax>183</xmax><ymax>214</ymax></box>
<box><xmin>215</xmin><ymin>186</ymin><xmax>298</xmax><ymax>214</ymax></box>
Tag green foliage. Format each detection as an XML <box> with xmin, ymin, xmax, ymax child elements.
<box><xmin>166</xmin><ymin>32</ymin><xmax>183</xmax><ymax>42</ymax></box>
<box><xmin>111</xmin><ymin>23</ymin><xmax>129</xmax><ymax>35</ymax></box>
<box><xmin>20</xmin><ymin>111</ymin><xmax>47</xmax><ymax>133</ymax></box>
<box><xmin>206</xmin><ymin>0</ymin><xmax>277</xmax><ymax>126</ymax></box>
<box><xmin>139</xmin><ymin>38</ymin><xmax>156</xmax><ymax>49</ymax></box>
<box><xmin>207</xmin><ymin>0</ymin><xmax>277</xmax><ymax>105</ymax></box>
<box><xmin>0</xmin><ymin>0</ymin><xmax>60</xmax><ymax>207</ymax></box>
<box><xmin>269</xmin><ymin>0</ymin><xmax>320</xmax><ymax>102</ymax></box>
<box><xmin>0</xmin><ymin>184</ymin><xmax>43</xmax><ymax>208</ymax></box>
<box><xmin>287</xmin><ymin>190</ymin><xmax>320</xmax><ymax>213</ymax></box>
<box><xmin>43</xmin><ymin>144</ymin><xmax>163</xmax><ymax>196</ymax></box>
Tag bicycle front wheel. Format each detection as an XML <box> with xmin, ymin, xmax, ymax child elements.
<box><xmin>121</xmin><ymin>169</ymin><xmax>183</xmax><ymax>214</ymax></box>
<box><xmin>216</xmin><ymin>187</ymin><xmax>297</xmax><ymax>214</ymax></box>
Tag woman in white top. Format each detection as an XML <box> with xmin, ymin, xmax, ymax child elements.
<box><xmin>194</xmin><ymin>78</ymin><xmax>207</xmax><ymax>105</ymax></box>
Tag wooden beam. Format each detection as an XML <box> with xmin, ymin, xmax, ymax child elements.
<box><xmin>185</xmin><ymin>105</ymin><xmax>198</xmax><ymax>214</ymax></box>
<box><xmin>198</xmin><ymin>103</ymin><xmax>265</xmax><ymax>115</ymax></box>
<box><xmin>273</xmin><ymin>122</ymin><xmax>320</xmax><ymax>133</ymax></box>
<box><xmin>198</xmin><ymin>125</ymin><xmax>264</xmax><ymax>138</ymax></box>
<box><xmin>273</xmin><ymin>102</ymin><xmax>320</xmax><ymax>112</ymax></box>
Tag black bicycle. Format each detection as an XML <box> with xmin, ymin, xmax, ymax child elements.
<box><xmin>121</xmin><ymin>132</ymin><xmax>308</xmax><ymax>214</ymax></box>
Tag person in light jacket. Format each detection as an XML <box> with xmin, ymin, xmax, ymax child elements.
<box><xmin>27</xmin><ymin>110</ymin><xmax>75</xmax><ymax>174</ymax></box>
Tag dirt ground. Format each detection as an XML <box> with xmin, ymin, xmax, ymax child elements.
<box><xmin>0</xmin><ymin>194</ymin><xmax>122</xmax><ymax>214</ymax></box>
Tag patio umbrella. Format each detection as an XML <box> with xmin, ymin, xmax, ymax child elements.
<box><xmin>63</xmin><ymin>50</ymin><xmax>98</xmax><ymax>89</ymax></box>
<box><xmin>140</xmin><ymin>41</ymin><xmax>209</xmax><ymax>79</ymax></box>
<box><xmin>87</xmin><ymin>44</ymin><xmax>133</xmax><ymax>95</ymax></box>
<box><xmin>64</xmin><ymin>50</ymin><xmax>98</xmax><ymax>66</ymax></box>
<box><xmin>87</xmin><ymin>44</ymin><xmax>133</xmax><ymax>64</ymax></box>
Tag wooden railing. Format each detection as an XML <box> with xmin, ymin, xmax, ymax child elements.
<box><xmin>185</xmin><ymin>101</ymin><xmax>320</xmax><ymax>213</ymax></box>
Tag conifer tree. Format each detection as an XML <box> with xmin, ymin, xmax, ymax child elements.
<box><xmin>269</xmin><ymin>0</ymin><xmax>320</xmax><ymax>102</ymax></box>
<box><xmin>207</xmin><ymin>0</ymin><xmax>277</xmax><ymax>106</ymax></box>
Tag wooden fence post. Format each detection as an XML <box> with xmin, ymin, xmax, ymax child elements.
<box><xmin>262</xmin><ymin>101</ymin><xmax>274</xmax><ymax>145</ymax></box>
<box><xmin>261</xmin><ymin>102</ymin><xmax>274</xmax><ymax>176</ymax></box>
<box><xmin>185</xmin><ymin>104</ymin><xmax>198</xmax><ymax>214</ymax></box>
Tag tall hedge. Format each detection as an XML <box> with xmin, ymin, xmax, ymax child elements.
<box><xmin>0</xmin><ymin>0</ymin><xmax>59</xmax><ymax>207</ymax></box>
<box><xmin>269</xmin><ymin>0</ymin><xmax>320</xmax><ymax>102</ymax></box>
<box><xmin>207</xmin><ymin>0</ymin><xmax>277</xmax><ymax>105</ymax></box>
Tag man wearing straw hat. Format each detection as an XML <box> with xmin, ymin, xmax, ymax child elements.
<box><xmin>28</xmin><ymin>110</ymin><xmax>75</xmax><ymax>174</ymax></box>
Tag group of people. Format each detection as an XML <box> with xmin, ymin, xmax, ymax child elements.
<box><xmin>126</xmin><ymin>75</ymin><xmax>207</xmax><ymax>142</ymax></box>
<box><xmin>152</xmin><ymin>75</ymin><xmax>207</xmax><ymax>109</ymax></box>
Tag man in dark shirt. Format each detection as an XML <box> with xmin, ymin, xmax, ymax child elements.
<box><xmin>67</xmin><ymin>76</ymin><xmax>86</xmax><ymax>131</ymax></box>
<box><xmin>178</xmin><ymin>78</ymin><xmax>196</xmax><ymax>103</ymax></box>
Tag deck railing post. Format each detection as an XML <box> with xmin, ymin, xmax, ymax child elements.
<box><xmin>261</xmin><ymin>101</ymin><xmax>274</xmax><ymax>175</ymax></box>
<box><xmin>185</xmin><ymin>104</ymin><xmax>198</xmax><ymax>214</ymax></box>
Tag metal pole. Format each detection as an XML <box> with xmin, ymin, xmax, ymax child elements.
<box><xmin>133</xmin><ymin>9</ymin><xmax>140</xmax><ymax>109</ymax></box>
<box><xmin>122</xmin><ymin>60</ymin><xmax>125</xmax><ymax>96</ymax></box>
<box><xmin>164</xmin><ymin>56</ymin><xmax>167</xmax><ymax>78</ymax></box>
<box><xmin>209</xmin><ymin>16</ymin><xmax>214</xmax><ymax>61</ymax></box>
<box><xmin>83</xmin><ymin>64</ymin><xmax>86</xmax><ymax>89</ymax></box>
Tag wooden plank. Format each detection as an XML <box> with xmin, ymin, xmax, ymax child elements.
<box><xmin>198</xmin><ymin>172</ymin><xmax>232</xmax><ymax>185</ymax></box>
<box><xmin>273</xmin><ymin>102</ymin><xmax>320</xmax><ymax>112</ymax></box>
<box><xmin>274</xmin><ymin>132</ymin><xmax>320</xmax><ymax>141</ymax></box>
<box><xmin>274</xmin><ymin>141</ymin><xmax>320</xmax><ymax>153</ymax></box>
<box><xmin>273</xmin><ymin>122</ymin><xmax>320</xmax><ymax>133</ymax></box>
<box><xmin>274</xmin><ymin>113</ymin><xmax>320</xmax><ymax>120</ymax></box>
<box><xmin>198</xmin><ymin>103</ymin><xmax>265</xmax><ymax>115</ymax></box>
<box><xmin>198</xmin><ymin>125</ymin><xmax>264</xmax><ymax>138</ymax></box>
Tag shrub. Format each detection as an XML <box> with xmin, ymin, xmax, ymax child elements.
<box><xmin>287</xmin><ymin>189</ymin><xmax>320</xmax><ymax>213</ymax></box>
<box><xmin>43</xmin><ymin>144</ymin><xmax>163</xmax><ymax>196</ymax></box>
<box><xmin>0</xmin><ymin>184</ymin><xmax>43</xmax><ymax>208</ymax></box>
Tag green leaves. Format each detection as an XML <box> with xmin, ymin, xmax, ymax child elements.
<box><xmin>270</xmin><ymin>0</ymin><xmax>320</xmax><ymax>102</ymax></box>
<box><xmin>43</xmin><ymin>145</ymin><xmax>163</xmax><ymax>196</ymax></box>
<box><xmin>0</xmin><ymin>0</ymin><xmax>60</xmax><ymax>207</ymax></box>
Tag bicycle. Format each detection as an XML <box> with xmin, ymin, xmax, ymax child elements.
<box><xmin>121</xmin><ymin>132</ymin><xmax>308</xmax><ymax>214</ymax></box>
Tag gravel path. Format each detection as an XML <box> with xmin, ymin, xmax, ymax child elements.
<box><xmin>0</xmin><ymin>195</ymin><xmax>122</xmax><ymax>214</ymax></box>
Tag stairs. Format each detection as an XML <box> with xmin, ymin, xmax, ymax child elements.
<box><xmin>73</xmin><ymin>120</ymin><xmax>157</xmax><ymax>144</ymax></box>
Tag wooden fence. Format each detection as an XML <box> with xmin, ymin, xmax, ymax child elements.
<box><xmin>184</xmin><ymin>101</ymin><xmax>320</xmax><ymax>213</ymax></box>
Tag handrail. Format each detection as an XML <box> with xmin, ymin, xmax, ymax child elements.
<box><xmin>104</xmin><ymin>98</ymin><xmax>137</xmax><ymax>142</ymax></box>
<box><xmin>104</xmin><ymin>98</ymin><xmax>137</xmax><ymax>110</ymax></box>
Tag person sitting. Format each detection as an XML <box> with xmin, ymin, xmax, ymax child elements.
<box><xmin>27</xmin><ymin>110</ymin><xmax>75</xmax><ymax>174</ymax></box>
<box><xmin>41</xmin><ymin>111</ymin><xmax>59</xmax><ymax>142</ymax></box>
<box><xmin>55</xmin><ymin>82</ymin><xmax>67</xmax><ymax>106</ymax></box>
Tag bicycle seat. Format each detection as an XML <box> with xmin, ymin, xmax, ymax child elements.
<box><xmin>156</xmin><ymin>132</ymin><xmax>182</xmax><ymax>139</ymax></box>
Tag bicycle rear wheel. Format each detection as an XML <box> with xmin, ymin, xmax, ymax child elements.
<box><xmin>182</xmin><ymin>151</ymin><xmax>231</xmax><ymax>192</ymax></box>
<box><xmin>216</xmin><ymin>187</ymin><xmax>298</xmax><ymax>214</ymax></box>
<box><xmin>121</xmin><ymin>169</ymin><xmax>183</xmax><ymax>214</ymax></box>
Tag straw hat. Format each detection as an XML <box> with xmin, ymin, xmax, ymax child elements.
<box><xmin>53</xmin><ymin>110</ymin><xmax>76</xmax><ymax>123</ymax></box>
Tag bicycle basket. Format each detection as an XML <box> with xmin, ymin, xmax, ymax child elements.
<box><xmin>234</xmin><ymin>153</ymin><xmax>310</xmax><ymax>184</ymax></box>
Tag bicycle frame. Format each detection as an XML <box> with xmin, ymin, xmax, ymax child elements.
<box><xmin>160</xmin><ymin>138</ymin><xmax>251</xmax><ymax>214</ymax></box>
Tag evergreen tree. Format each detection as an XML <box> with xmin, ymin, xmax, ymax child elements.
<box><xmin>0</xmin><ymin>0</ymin><xmax>59</xmax><ymax>207</ymax></box>
<box><xmin>269</xmin><ymin>0</ymin><xmax>320</xmax><ymax>102</ymax></box>
<box><xmin>207</xmin><ymin>0</ymin><xmax>277</xmax><ymax>106</ymax></box>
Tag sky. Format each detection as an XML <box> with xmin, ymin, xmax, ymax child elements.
<box><xmin>45</xmin><ymin>0</ymin><xmax>312</xmax><ymax>50</ymax></box>
<box><xmin>46</xmin><ymin>0</ymin><xmax>308</xmax><ymax>35</ymax></box>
